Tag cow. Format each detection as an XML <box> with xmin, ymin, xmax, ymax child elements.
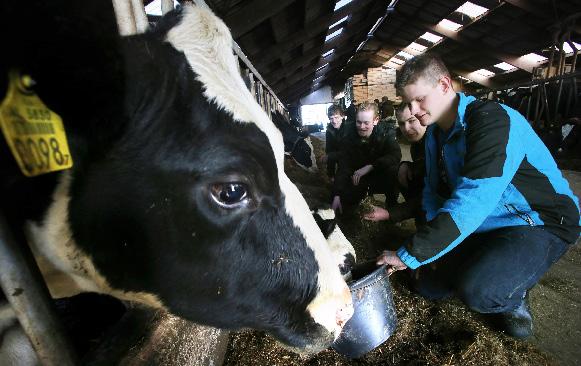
<box><xmin>271</xmin><ymin>111</ymin><xmax>319</xmax><ymax>172</ymax></box>
<box><xmin>312</xmin><ymin>208</ymin><xmax>356</xmax><ymax>280</ymax></box>
<box><xmin>0</xmin><ymin>0</ymin><xmax>353</xmax><ymax>358</ymax></box>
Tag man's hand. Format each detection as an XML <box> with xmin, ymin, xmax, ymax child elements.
<box><xmin>363</xmin><ymin>205</ymin><xmax>390</xmax><ymax>222</ymax></box>
<box><xmin>376</xmin><ymin>250</ymin><xmax>408</xmax><ymax>274</ymax></box>
<box><xmin>398</xmin><ymin>162</ymin><xmax>413</xmax><ymax>188</ymax></box>
<box><xmin>352</xmin><ymin>165</ymin><xmax>374</xmax><ymax>186</ymax></box>
<box><xmin>331</xmin><ymin>195</ymin><xmax>342</xmax><ymax>214</ymax></box>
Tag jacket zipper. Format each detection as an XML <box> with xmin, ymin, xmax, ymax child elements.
<box><xmin>505</xmin><ymin>204</ymin><xmax>535</xmax><ymax>226</ymax></box>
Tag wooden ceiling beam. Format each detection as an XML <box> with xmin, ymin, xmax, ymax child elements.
<box><xmin>271</xmin><ymin>32</ymin><xmax>365</xmax><ymax>90</ymax></box>
<box><xmin>252</xmin><ymin>0</ymin><xmax>376</xmax><ymax>69</ymax></box>
<box><xmin>277</xmin><ymin>54</ymin><xmax>351</xmax><ymax>99</ymax></box>
<box><xmin>429</xmin><ymin>21</ymin><xmax>535</xmax><ymax>73</ymax></box>
<box><xmin>224</xmin><ymin>0</ymin><xmax>296</xmax><ymax>38</ymax></box>
<box><xmin>264</xmin><ymin>32</ymin><xmax>358</xmax><ymax>84</ymax></box>
<box><xmin>500</xmin><ymin>0</ymin><xmax>552</xmax><ymax>19</ymax></box>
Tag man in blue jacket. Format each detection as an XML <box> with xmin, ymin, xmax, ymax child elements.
<box><xmin>377</xmin><ymin>53</ymin><xmax>580</xmax><ymax>338</ymax></box>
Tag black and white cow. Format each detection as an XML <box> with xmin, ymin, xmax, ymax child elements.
<box><xmin>0</xmin><ymin>0</ymin><xmax>353</xmax><ymax>355</ymax></box>
<box><xmin>271</xmin><ymin>111</ymin><xmax>318</xmax><ymax>172</ymax></box>
<box><xmin>312</xmin><ymin>209</ymin><xmax>356</xmax><ymax>279</ymax></box>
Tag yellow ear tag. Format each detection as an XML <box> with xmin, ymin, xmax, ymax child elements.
<box><xmin>0</xmin><ymin>71</ymin><xmax>73</xmax><ymax>177</ymax></box>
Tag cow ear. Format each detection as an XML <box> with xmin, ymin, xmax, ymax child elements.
<box><xmin>1</xmin><ymin>0</ymin><xmax>125</xmax><ymax>139</ymax></box>
<box><xmin>322</xmin><ymin>219</ymin><xmax>337</xmax><ymax>238</ymax></box>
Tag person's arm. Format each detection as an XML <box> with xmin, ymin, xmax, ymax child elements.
<box><xmin>397</xmin><ymin>102</ymin><xmax>524</xmax><ymax>269</ymax></box>
<box><xmin>331</xmin><ymin>146</ymin><xmax>355</xmax><ymax>198</ymax></box>
<box><xmin>325</xmin><ymin>129</ymin><xmax>332</xmax><ymax>153</ymax></box>
<box><xmin>387</xmin><ymin>195</ymin><xmax>422</xmax><ymax>223</ymax></box>
<box><xmin>422</xmin><ymin>174</ymin><xmax>441</xmax><ymax>222</ymax></box>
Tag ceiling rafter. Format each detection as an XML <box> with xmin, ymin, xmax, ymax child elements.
<box><xmin>252</xmin><ymin>0</ymin><xmax>376</xmax><ymax>69</ymax></box>
<box><xmin>224</xmin><ymin>0</ymin><xmax>296</xmax><ymax>38</ymax></box>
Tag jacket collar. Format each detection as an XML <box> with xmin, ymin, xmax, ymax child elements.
<box><xmin>439</xmin><ymin>92</ymin><xmax>476</xmax><ymax>141</ymax></box>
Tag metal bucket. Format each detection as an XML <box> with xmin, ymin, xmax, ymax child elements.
<box><xmin>332</xmin><ymin>262</ymin><xmax>397</xmax><ymax>359</ymax></box>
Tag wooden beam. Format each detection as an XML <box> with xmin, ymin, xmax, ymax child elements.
<box><xmin>271</xmin><ymin>32</ymin><xmax>365</xmax><ymax>90</ymax></box>
<box><xmin>501</xmin><ymin>0</ymin><xmax>552</xmax><ymax>19</ymax></box>
<box><xmin>224</xmin><ymin>0</ymin><xmax>296</xmax><ymax>38</ymax></box>
<box><xmin>430</xmin><ymin>21</ymin><xmax>535</xmax><ymax>73</ymax></box>
<box><xmin>277</xmin><ymin>54</ymin><xmax>351</xmax><ymax>99</ymax></box>
<box><xmin>253</xmin><ymin>0</ymin><xmax>376</xmax><ymax>69</ymax></box>
<box><xmin>264</xmin><ymin>32</ymin><xmax>357</xmax><ymax>84</ymax></box>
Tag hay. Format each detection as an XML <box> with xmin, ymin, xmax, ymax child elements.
<box><xmin>223</xmin><ymin>137</ymin><xmax>556</xmax><ymax>366</ymax></box>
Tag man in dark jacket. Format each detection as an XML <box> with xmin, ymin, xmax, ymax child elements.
<box><xmin>331</xmin><ymin>102</ymin><xmax>402</xmax><ymax>214</ymax></box>
<box><xmin>323</xmin><ymin>105</ymin><xmax>347</xmax><ymax>182</ymax></box>
<box><xmin>345</xmin><ymin>99</ymin><xmax>357</xmax><ymax>124</ymax></box>
<box><xmin>377</xmin><ymin>53</ymin><xmax>580</xmax><ymax>339</ymax></box>
<box><xmin>365</xmin><ymin>104</ymin><xmax>426</xmax><ymax>224</ymax></box>
<box><xmin>380</xmin><ymin>96</ymin><xmax>395</xmax><ymax>120</ymax></box>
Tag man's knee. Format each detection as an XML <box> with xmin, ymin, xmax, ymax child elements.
<box><xmin>456</xmin><ymin>279</ymin><xmax>519</xmax><ymax>314</ymax></box>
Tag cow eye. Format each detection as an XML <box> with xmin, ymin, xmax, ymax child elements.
<box><xmin>210</xmin><ymin>183</ymin><xmax>249</xmax><ymax>208</ymax></box>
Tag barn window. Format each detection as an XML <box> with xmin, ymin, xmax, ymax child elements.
<box><xmin>474</xmin><ymin>69</ymin><xmax>495</xmax><ymax>78</ymax></box>
<box><xmin>407</xmin><ymin>42</ymin><xmax>427</xmax><ymax>53</ymax></box>
<box><xmin>316</xmin><ymin>63</ymin><xmax>330</xmax><ymax>72</ymax></box>
<box><xmin>520</xmin><ymin>53</ymin><xmax>548</xmax><ymax>64</ymax></box>
<box><xmin>325</xmin><ymin>28</ymin><xmax>344</xmax><ymax>42</ymax></box>
<box><xmin>396</xmin><ymin>50</ymin><xmax>414</xmax><ymax>60</ymax></box>
<box><xmin>438</xmin><ymin>19</ymin><xmax>462</xmax><ymax>31</ymax></box>
<box><xmin>322</xmin><ymin>49</ymin><xmax>335</xmax><ymax>58</ymax></box>
<box><xmin>494</xmin><ymin>62</ymin><xmax>517</xmax><ymax>72</ymax></box>
<box><xmin>562</xmin><ymin>41</ymin><xmax>581</xmax><ymax>54</ymax></box>
<box><xmin>419</xmin><ymin>32</ymin><xmax>443</xmax><ymax>43</ymax></box>
<box><xmin>456</xmin><ymin>2</ymin><xmax>488</xmax><ymax>18</ymax></box>
<box><xmin>334</xmin><ymin>0</ymin><xmax>353</xmax><ymax>11</ymax></box>
<box><xmin>329</xmin><ymin>16</ymin><xmax>349</xmax><ymax>30</ymax></box>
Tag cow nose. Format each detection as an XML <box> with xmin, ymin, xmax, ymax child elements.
<box><xmin>336</xmin><ymin>285</ymin><xmax>354</xmax><ymax>329</ymax></box>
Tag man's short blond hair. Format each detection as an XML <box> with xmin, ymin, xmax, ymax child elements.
<box><xmin>356</xmin><ymin>101</ymin><xmax>379</xmax><ymax>118</ymax></box>
<box><xmin>395</xmin><ymin>53</ymin><xmax>450</xmax><ymax>95</ymax></box>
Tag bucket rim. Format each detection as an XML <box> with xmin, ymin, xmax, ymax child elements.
<box><xmin>347</xmin><ymin>264</ymin><xmax>388</xmax><ymax>292</ymax></box>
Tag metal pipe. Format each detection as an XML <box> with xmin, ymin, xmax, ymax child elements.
<box><xmin>0</xmin><ymin>211</ymin><xmax>77</xmax><ymax>366</ymax></box>
<box><xmin>534</xmin><ymin>85</ymin><xmax>542</xmax><ymax>127</ymax></box>
<box><xmin>526</xmin><ymin>85</ymin><xmax>533</xmax><ymax>121</ymax></box>
<box><xmin>112</xmin><ymin>0</ymin><xmax>137</xmax><ymax>36</ymax></box>
<box><xmin>476</xmin><ymin>69</ymin><xmax>581</xmax><ymax>96</ymax></box>
<box><xmin>558</xmin><ymin>50</ymin><xmax>566</xmax><ymax>76</ymax></box>
<box><xmin>541</xmin><ymin>82</ymin><xmax>551</xmax><ymax>127</ymax></box>
<box><xmin>130</xmin><ymin>0</ymin><xmax>148</xmax><ymax>33</ymax></box>
<box><xmin>546</xmin><ymin>47</ymin><xmax>556</xmax><ymax>79</ymax></box>
<box><xmin>555</xmin><ymin>78</ymin><xmax>564</xmax><ymax>124</ymax></box>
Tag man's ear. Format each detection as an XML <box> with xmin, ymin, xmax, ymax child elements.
<box><xmin>373</xmin><ymin>116</ymin><xmax>380</xmax><ymax>125</ymax></box>
<box><xmin>439</xmin><ymin>76</ymin><xmax>454</xmax><ymax>94</ymax></box>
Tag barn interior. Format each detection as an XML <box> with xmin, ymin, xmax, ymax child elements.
<box><xmin>147</xmin><ymin>1</ymin><xmax>581</xmax><ymax>364</ymax></box>
<box><xmin>0</xmin><ymin>0</ymin><xmax>580</xmax><ymax>365</ymax></box>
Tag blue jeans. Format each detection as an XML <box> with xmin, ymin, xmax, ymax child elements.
<box><xmin>413</xmin><ymin>226</ymin><xmax>571</xmax><ymax>313</ymax></box>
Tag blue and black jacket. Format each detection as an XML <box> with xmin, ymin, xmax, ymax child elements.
<box><xmin>397</xmin><ymin>93</ymin><xmax>581</xmax><ymax>269</ymax></box>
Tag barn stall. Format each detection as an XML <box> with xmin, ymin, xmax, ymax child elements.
<box><xmin>1</xmin><ymin>0</ymin><xmax>580</xmax><ymax>365</ymax></box>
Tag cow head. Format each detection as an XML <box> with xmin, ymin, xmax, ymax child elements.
<box><xmin>270</xmin><ymin>111</ymin><xmax>318</xmax><ymax>172</ymax></box>
<box><xmin>312</xmin><ymin>208</ymin><xmax>356</xmax><ymax>279</ymax></box>
<box><xmin>1</xmin><ymin>2</ymin><xmax>352</xmax><ymax>353</ymax></box>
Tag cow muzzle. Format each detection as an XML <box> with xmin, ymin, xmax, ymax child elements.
<box><xmin>307</xmin><ymin>280</ymin><xmax>354</xmax><ymax>340</ymax></box>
